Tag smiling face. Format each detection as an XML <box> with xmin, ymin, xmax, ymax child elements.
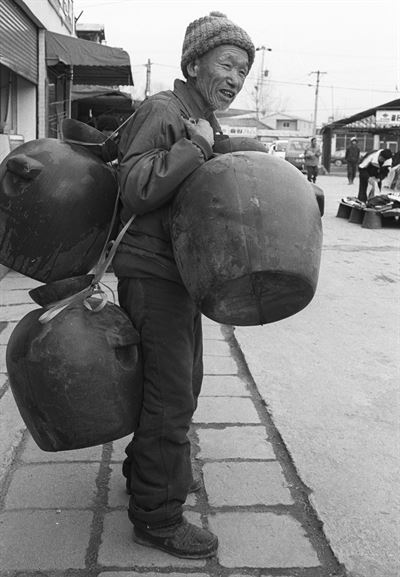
<box><xmin>187</xmin><ymin>45</ymin><xmax>249</xmax><ymax>111</ymax></box>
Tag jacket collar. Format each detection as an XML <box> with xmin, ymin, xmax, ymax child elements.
<box><xmin>173</xmin><ymin>79</ymin><xmax>221</xmax><ymax>132</ymax></box>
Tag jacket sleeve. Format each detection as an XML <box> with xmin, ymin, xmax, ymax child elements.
<box><xmin>118</xmin><ymin>98</ymin><xmax>211</xmax><ymax>215</ymax></box>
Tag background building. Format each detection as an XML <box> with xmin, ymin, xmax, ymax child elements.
<box><xmin>321</xmin><ymin>98</ymin><xmax>400</xmax><ymax>172</ymax></box>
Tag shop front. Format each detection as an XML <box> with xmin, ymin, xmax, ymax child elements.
<box><xmin>45</xmin><ymin>30</ymin><xmax>133</xmax><ymax>137</ymax></box>
<box><xmin>0</xmin><ymin>0</ymin><xmax>38</xmax><ymax>156</ymax></box>
<box><xmin>321</xmin><ymin>98</ymin><xmax>400</xmax><ymax>172</ymax></box>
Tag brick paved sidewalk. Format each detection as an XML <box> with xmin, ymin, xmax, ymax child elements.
<box><xmin>0</xmin><ymin>273</ymin><xmax>346</xmax><ymax>576</ymax></box>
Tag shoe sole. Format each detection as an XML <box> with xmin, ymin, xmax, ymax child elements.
<box><xmin>133</xmin><ymin>533</ymin><xmax>218</xmax><ymax>559</ymax></box>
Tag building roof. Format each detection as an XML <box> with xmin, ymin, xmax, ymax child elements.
<box><xmin>219</xmin><ymin>117</ymin><xmax>273</xmax><ymax>130</ymax></box>
<box><xmin>216</xmin><ymin>108</ymin><xmax>256</xmax><ymax>118</ymax></box>
<box><xmin>76</xmin><ymin>23</ymin><xmax>105</xmax><ymax>32</ymax></box>
<box><xmin>262</xmin><ymin>111</ymin><xmax>313</xmax><ymax>124</ymax></box>
<box><xmin>321</xmin><ymin>98</ymin><xmax>400</xmax><ymax>131</ymax></box>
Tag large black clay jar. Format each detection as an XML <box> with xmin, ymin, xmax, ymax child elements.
<box><xmin>171</xmin><ymin>151</ymin><xmax>322</xmax><ymax>326</ymax></box>
<box><xmin>6</xmin><ymin>299</ymin><xmax>143</xmax><ymax>451</ymax></box>
<box><xmin>0</xmin><ymin>138</ymin><xmax>118</xmax><ymax>282</ymax></box>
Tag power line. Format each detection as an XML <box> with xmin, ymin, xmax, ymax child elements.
<box><xmin>146</xmin><ymin>62</ymin><xmax>399</xmax><ymax>94</ymax></box>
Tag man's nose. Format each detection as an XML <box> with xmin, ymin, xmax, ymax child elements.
<box><xmin>226</xmin><ymin>70</ymin><xmax>242</xmax><ymax>89</ymax></box>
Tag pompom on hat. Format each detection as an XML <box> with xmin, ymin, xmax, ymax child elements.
<box><xmin>181</xmin><ymin>11</ymin><xmax>255</xmax><ymax>78</ymax></box>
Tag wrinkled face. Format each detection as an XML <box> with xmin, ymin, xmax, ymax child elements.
<box><xmin>187</xmin><ymin>45</ymin><xmax>249</xmax><ymax>111</ymax></box>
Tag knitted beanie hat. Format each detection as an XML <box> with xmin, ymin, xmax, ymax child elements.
<box><xmin>181</xmin><ymin>11</ymin><xmax>255</xmax><ymax>78</ymax></box>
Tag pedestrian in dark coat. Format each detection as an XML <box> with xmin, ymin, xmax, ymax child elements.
<box><xmin>112</xmin><ymin>11</ymin><xmax>255</xmax><ymax>559</ymax></box>
<box><xmin>357</xmin><ymin>148</ymin><xmax>392</xmax><ymax>202</ymax></box>
<box><xmin>345</xmin><ymin>137</ymin><xmax>361</xmax><ymax>184</ymax></box>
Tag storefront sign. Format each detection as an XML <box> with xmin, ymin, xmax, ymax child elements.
<box><xmin>219</xmin><ymin>125</ymin><xmax>257</xmax><ymax>137</ymax></box>
<box><xmin>376</xmin><ymin>110</ymin><xmax>400</xmax><ymax>127</ymax></box>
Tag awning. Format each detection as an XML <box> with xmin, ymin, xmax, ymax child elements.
<box><xmin>71</xmin><ymin>86</ymin><xmax>134</xmax><ymax>112</ymax></box>
<box><xmin>45</xmin><ymin>31</ymin><xmax>133</xmax><ymax>86</ymax></box>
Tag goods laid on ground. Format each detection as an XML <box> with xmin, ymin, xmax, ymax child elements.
<box><xmin>337</xmin><ymin>193</ymin><xmax>400</xmax><ymax>229</ymax></box>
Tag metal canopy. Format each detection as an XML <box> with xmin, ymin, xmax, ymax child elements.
<box><xmin>45</xmin><ymin>31</ymin><xmax>133</xmax><ymax>86</ymax></box>
<box><xmin>321</xmin><ymin>98</ymin><xmax>400</xmax><ymax>131</ymax></box>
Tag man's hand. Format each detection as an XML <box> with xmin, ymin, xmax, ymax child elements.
<box><xmin>183</xmin><ymin>118</ymin><xmax>214</xmax><ymax>148</ymax></box>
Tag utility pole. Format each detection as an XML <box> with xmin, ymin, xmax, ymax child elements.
<box><xmin>145</xmin><ymin>59</ymin><xmax>152</xmax><ymax>99</ymax></box>
<box><xmin>310</xmin><ymin>70</ymin><xmax>326</xmax><ymax>134</ymax></box>
<box><xmin>255</xmin><ymin>46</ymin><xmax>272</xmax><ymax>119</ymax></box>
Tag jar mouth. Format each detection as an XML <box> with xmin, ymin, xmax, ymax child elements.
<box><xmin>29</xmin><ymin>274</ymin><xmax>95</xmax><ymax>307</ymax></box>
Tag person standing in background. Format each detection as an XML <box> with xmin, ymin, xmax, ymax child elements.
<box><xmin>345</xmin><ymin>137</ymin><xmax>361</xmax><ymax>184</ymax></box>
<box><xmin>304</xmin><ymin>136</ymin><xmax>321</xmax><ymax>183</ymax></box>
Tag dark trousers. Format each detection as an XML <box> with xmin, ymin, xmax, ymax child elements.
<box><xmin>347</xmin><ymin>162</ymin><xmax>357</xmax><ymax>183</ymax></box>
<box><xmin>117</xmin><ymin>277</ymin><xmax>203</xmax><ymax>530</ymax></box>
<box><xmin>358</xmin><ymin>169</ymin><xmax>382</xmax><ymax>202</ymax></box>
<box><xmin>306</xmin><ymin>165</ymin><xmax>318</xmax><ymax>183</ymax></box>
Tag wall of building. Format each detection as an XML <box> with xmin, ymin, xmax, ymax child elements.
<box><xmin>16</xmin><ymin>77</ymin><xmax>37</xmax><ymax>142</ymax></box>
<box><xmin>8</xmin><ymin>1</ymin><xmax>74</xmax><ymax>146</ymax></box>
<box><xmin>22</xmin><ymin>0</ymin><xmax>73</xmax><ymax>34</ymax></box>
<box><xmin>276</xmin><ymin>119</ymin><xmax>297</xmax><ymax>130</ymax></box>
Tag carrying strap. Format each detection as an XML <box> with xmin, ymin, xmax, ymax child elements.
<box><xmin>38</xmin><ymin>188</ymin><xmax>136</xmax><ymax>324</ymax></box>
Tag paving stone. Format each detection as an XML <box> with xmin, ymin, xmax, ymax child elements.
<box><xmin>0</xmin><ymin>344</ymin><xmax>6</xmax><ymax>372</ymax></box>
<box><xmin>194</xmin><ymin>397</ymin><xmax>260</xmax><ymax>424</ymax></box>
<box><xmin>108</xmin><ymin>462</ymin><xmax>131</xmax><ymax>508</ymax></box>
<box><xmin>202</xmin><ymin>323</ymin><xmax>224</xmax><ymax>339</ymax></box>
<box><xmin>5</xmin><ymin>462</ymin><xmax>99</xmax><ymax>509</ymax></box>
<box><xmin>203</xmin><ymin>339</ymin><xmax>231</xmax><ymax>356</ymax></box>
<box><xmin>209</xmin><ymin>512</ymin><xmax>320</xmax><ymax>568</ymax></box>
<box><xmin>197</xmin><ymin>426</ymin><xmax>275</xmax><ymax>460</ymax></box>
<box><xmin>99</xmin><ymin>510</ymin><xmax>205</xmax><ymax>568</ymax></box>
<box><xmin>0</xmin><ymin>509</ymin><xmax>92</xmax><ymax>570</ymax></box>
<box><xmin>0</xmin><ymin>318</ymin><xmax>17</xmax><ymax>345</ymax></box>
<box><xmin>201</xmin><ymin>375</ymin><xmax>250</xmax><ymax>396</ymax></box>
<box><xmin>21</xmin><ymin>434</ymin><xmax>103</xmax><ymax>462</ymax></box>
<box><xmin>203</xmin><ymin>355</ymin><xmax>237</xmax><ymax>374</ymax></box>
<box><xmin>0</xmin><ymin>303</ymin><xmax>38</xmax><ymax>322</ymax></box>
<box><xmin>0</xmin><ymin>322</ymin><xmax>16</xmax><ymax>345</ymax></box>
<box><xmin>184</xmin><ymin>491</ymin><xmax>198</xmax><ymax>507</ymax></box>
<box><xmin>0</xmin><ymin>389</ymin><xmax>26</xmax><ymax>486</ymax></box>
<box><xmin>0</xmin><ymin>273</ymin><xmax>41</xmax><ymax>290</ymax></box>
<box><xmin>110</xmin><ymin>434</ymin><xmax>132</xmax><ymax>461</ymax></box>
<box><xmin>204</xmin><ymin>462</ymin><xmax>293</xmax><ymax>506</ymax></box>
<box><xmin>0</xmin><ymin>289</ymin><xmax>33</xmax><ymax>305</ymax></box>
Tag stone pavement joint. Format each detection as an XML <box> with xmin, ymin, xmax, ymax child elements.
<box><xmin>0</xmin><ymin>272</ymin><xmax>347</xmax><ymax>577</ymax></box>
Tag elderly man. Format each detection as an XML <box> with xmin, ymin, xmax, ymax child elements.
<box><xmin>113</xmin><ymin>12</ymin><xmax>255</xmax><ymax>559</ymax></box>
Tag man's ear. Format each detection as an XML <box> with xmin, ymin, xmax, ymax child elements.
<box><xmin>187</xmin><ymin>60</ymin><xmax>199</xmax><ymax>78</ymax></box>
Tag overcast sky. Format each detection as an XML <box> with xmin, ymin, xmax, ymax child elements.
<box><xmin>73</xmin><ymin>0</ymin><xmax>399</xmax><ymax>125</ymax></box>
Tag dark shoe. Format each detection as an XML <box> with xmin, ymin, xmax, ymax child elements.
<box><xmin>133</xmin><ymin>518</ymin><xmax>218</xmax><ymax>559</ymax></box>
